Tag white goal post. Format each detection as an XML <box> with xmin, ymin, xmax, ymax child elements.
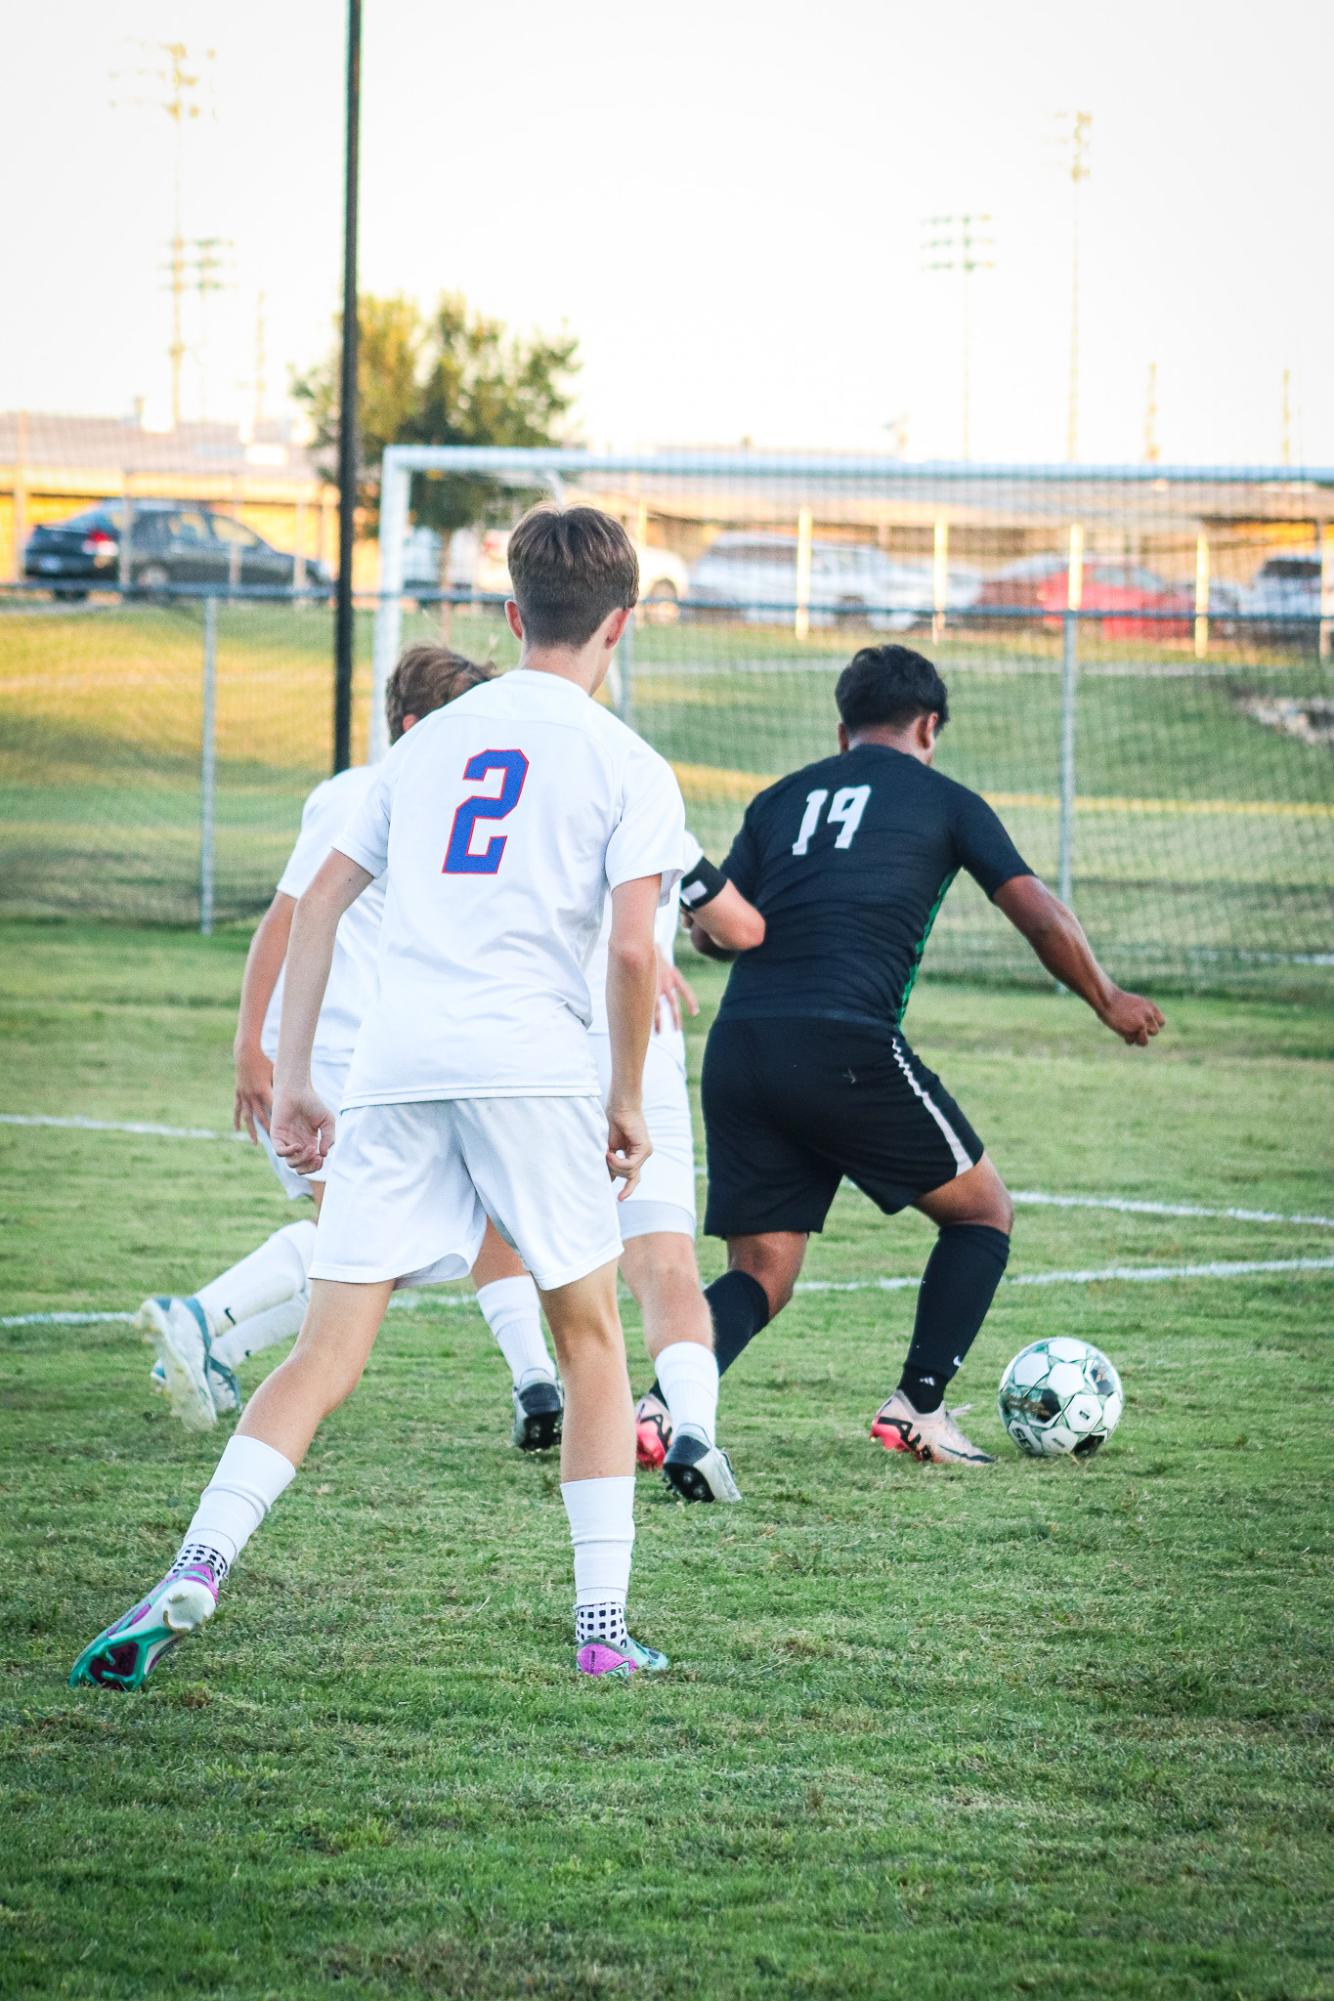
<box><xmin>370</xmin><ymin>443</ymin><xmax>1334</xmax><ymax>758</ymax></box>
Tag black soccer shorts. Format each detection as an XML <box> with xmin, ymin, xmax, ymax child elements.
<box><xmin>701</xmin><ymin>1016</ymin><xmax>985</xmax><ymax>1238</ymax></box>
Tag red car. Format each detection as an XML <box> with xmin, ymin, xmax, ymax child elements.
<box><xmin>974</xmin><ymin>556</ymin><xmax>1193</xmax><ymax>638</ymax></box>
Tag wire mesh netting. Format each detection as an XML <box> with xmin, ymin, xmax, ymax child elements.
<box><xmin>2</xmin><ymin>450</ymin><xmax>1331</xmax><ymax>1002</ymax></box>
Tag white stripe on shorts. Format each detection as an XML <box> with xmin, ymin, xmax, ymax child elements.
<box><xmin>890</xmin><ymin>1036</ymin><xmax>973</xmax><ymax>1177</ymax></box>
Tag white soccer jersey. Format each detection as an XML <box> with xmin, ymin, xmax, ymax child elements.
<box><xmin>261</xmin><ymin>765</ymin><xmax>382</xmax><ymax>1069</ymax></box>
<box><xmin>584</xmin><ymin>828</ymin><xmax>703</xmax><ymax>1069</ymax></box>
<box><xmin>334</xmin><ymin>668</ymin><xmax>686</xmax><ymax>1107</ymax></box>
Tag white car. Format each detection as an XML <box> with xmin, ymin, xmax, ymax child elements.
<box><xmin>1245</xmin><ymin>555</ymin><xmax>1326</xmax><ymax>638</ymax></box>
<box><xmin>401</xmin><ymin>526</ymin><xmax>477</xmax><ymax>598</ymax></box>
<box><xmin>686</xmin><ymin>533</ymin><xmax>976</xmax><ymax>628</ymax></box>
<box><xmin>472</xmin><ymin>527</ymin><xmax>688</xmax><ymax>622</ymax></box>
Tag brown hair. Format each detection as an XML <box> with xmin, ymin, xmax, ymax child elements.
<box><xmin>385</xmin><ymin>644</ymin><xmax>494</xmax><ymax>743</ymax></box>
<box><xmin>506</xmin><ymin>504</ymin><xmax>639</xmax><ymax>648</ymax></box>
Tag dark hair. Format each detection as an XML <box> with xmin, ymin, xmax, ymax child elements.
<box><xmin>835</xmin><ymin>645</ymin><xmax>950</xmax><ymax>734</ymax></box>
<box><xmin>506</xmin><ymin>504</ymin><xmax>639</xmax><ymax>648</ymax></box>
<box><xmin>385</xmin><ymin>645</ymin><xmax>494</xmax><ymax>743</ymax></box>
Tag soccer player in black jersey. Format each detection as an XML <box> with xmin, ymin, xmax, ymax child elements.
<box><xmin>659</xmin><ymin>643</ymin><xmax>1164</xmax><ymax>1467</ymax></box>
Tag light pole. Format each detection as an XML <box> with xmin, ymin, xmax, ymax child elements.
<box><xmin>921</xmin><ymin>213</ymin><xmax>995</xmax><ymax>460</ymax></box>
<box><xmin>112</xmin><ymin>39</ymin><xmax>213</xmax><ymax>430</ymax></box>
<box><xmin>1056</xmin><ymin>111</ymin><xmax>1093</xmax><ymax>462</ymax></box>
<box><xmin>333</xmin><ymin>0</ymin><xmax>361</xmax><ymax>775</ymax></box>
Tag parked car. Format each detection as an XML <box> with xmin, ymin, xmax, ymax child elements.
<box><xmin>23</xmin><ymin>501</ymin><xmax>330</xmax><ymax>599</ymax></box>
<box><xmin>471</xmin><ymin>527</ymin><xmax>689</xmax><ymax>622</ymax></box>
<box><xmin>401</xmin><ymin>525</ymin><xmax>479</xmax><ymax>600</ymax></box>
<box><xmin>972</xmin><ymin>555</ymin><xmax>1192</xmax><ymax>638</ymax></box>
<box><xmin>686</xmin><ymin>533</ymin><xmax>975</xmax><ymax>628</ymax></box>
<box><xmin>1244</xmin><ymin>554</ymin><xmax>1326</xmax><ymax>639</ymax></box>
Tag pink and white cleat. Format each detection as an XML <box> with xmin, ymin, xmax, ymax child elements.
<box><xmin>871</xmin><ymin>1390</ymin><xmax>994</xmax><ymax>1466</ymax></box>
<box><xmin>634</xmin><ymin>1392</ymin><xmax>672</xmax><ymax>1471</ymax></box>
<box><xmin>576</xmin><ymin>1633</ymin><xmax>670</xmax><ymax>1678</ymax></box>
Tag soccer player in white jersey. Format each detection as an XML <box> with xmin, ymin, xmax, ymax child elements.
<box><xmin>474</xmin><ymin>831</ymin><xmax>762</xmax><ymax>1496</ymax></box>
<box><xmin>135</xmin><ymin>647</ymin><xmax>495</xmax><ymax>1431</ymax></box>
<box><xmin>579</xmin><ymin>832</ymin><xmax>762</xmax><ymax>1491</ymax></box>
<box><xmin>70</xmin><ymin>505</ymin><xmax>703</xmax><ymax>1688</ymax></box>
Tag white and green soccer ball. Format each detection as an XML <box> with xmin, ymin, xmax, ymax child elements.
<box><xmin>998</xmin><ymin>1338</ymin><xmax>1124</xmax><ymax>1458</ymax></box>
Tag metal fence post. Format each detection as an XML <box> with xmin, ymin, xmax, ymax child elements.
<box><xmin>199</xmin><ymin>595</ymin><xmax>218</xmax><ymax>936</ymax></box>
<box><xmin>1058</xmin><ymin>609</ymin><xmax>1079</xmax><ymax>915</ymax></box>
<box><xmin>616</xmin><ymin>607</ymin><xmax>636</xmax><ymax>727</ymax></box>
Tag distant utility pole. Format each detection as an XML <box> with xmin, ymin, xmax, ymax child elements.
<box><xmin>113</xmin><ymin>40</ymin><xmax>215</xmax><ymax>429</ymax></box>
<box><xmin>921</xmin><ymin>213</ymin><xmax>996</xmax><ymax>459</ymax></box>
<box><xmin>333</xmin><ymin>0</ymin><xmax>362</xmax><ymax>775</ymax></box>
<box><xmin>161</xmin><ymin>235</ymin><xmax>234</xmax><ymax>421</ymax></box>
<box><xmin>1281</xmin><ymin>366</ymin><xmax>1293</xmax><ymax>466</ymax></box>
<box><xmin>1055</xmin><ymin>111</ymin><xmax>1092</xmax><ymax>461</ymax></box>
<box><xmin>252</xmin><ymin>290</ymin><xmax>268</xmax><ymax>435</ymax></box>
<box><xmin>1143</xmin><ymin>361</ymin><xmax>1160</xmax><ymax>464</ymax></box>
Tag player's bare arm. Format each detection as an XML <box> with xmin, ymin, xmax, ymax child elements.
<box><xmin>993</xmin><ymin>875</ymin><xmax>1165</xmax><ymax>1045</ymax></box>
<box><xmin>232</xmin><ymin>891</ymin><xmax>296</xmax><ymax>1143</ymax></box>
<box><xmin>683</xmin><ymin>859</ymin><xmax>765</xmax><ymax>962</ymax></box>
<box><xmin>271</xmin><ymin>850</ymin><xmax>374</xmax><ymax>1173</ymax></box>
<box><xmin>604</xmin><ymin>874</ymin><xmax>662</xmax><ymax>1198</ymax></box>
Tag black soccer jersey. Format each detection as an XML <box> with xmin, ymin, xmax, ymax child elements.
<box><xmin>718</xmin><ymin>742</ymin><xmax>1032</xmax><ymax>1028</ymax></box>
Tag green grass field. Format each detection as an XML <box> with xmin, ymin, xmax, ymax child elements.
<box><xmin>1</xmin><ymin>597</ymin><xmax>1330</xmax><ymax>997</ymax></box>
<box><xmin>1</xmin><ymin>920</ymin><xmax>1331</xmax><ymax>1999</ymax></box>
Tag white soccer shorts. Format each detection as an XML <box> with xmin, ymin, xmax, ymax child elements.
<box><xmin>257</xmin><ymin>1051</ymin><xmax>348</xmax><ymax>1199</ymax></box>
<box><xmin>308</xmin><ymin>1094</ymin><xmax>623</xmax><ymax>1294</ymax></box>
<box><xmin>590</xmin><ymin>1032</ymin><xmax>696</xmax><ymax>1241</ymax></box>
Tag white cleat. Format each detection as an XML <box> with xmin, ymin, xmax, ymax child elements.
<box><xmin>663</xmin><ymin>1424</ymin><xmax>742</xmax><ymax>1503</ymax></box>
<box><xmin>135</xmin><ymin>1296</ymin><xmax>239</xmax><ymax>1430</ymax></box>
<box><xmin>871</xmin><ymin>1390</ymin><xmax>994</xmax><ymax>1466</ymax></box>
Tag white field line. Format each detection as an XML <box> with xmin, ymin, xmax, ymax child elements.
<box><xmin>797</xmin><ymin>1256</ymin><xmax>1334</xmax><ymax>1294</ymax></box>
<box><xmin>0</xmin><ymin>1113</ymin><xmax>247</xmax><ymax>1143</ymax></box>
<box><xmin>3</xmin><ymin>1114</ymin><xmax>1331</xmax><ymax>1236</ymax></box>
<box><xmin>5</xmin><ymin>1255</ymin><xmax>1332</xmax><ymax>1330</ymax></box>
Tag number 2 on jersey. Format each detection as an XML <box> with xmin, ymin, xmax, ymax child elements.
<box><xmin>443</xmin><ymin>749</ymin><xmax>529</xmax><ymax>875</ymax></box>
<box><xmin>791</xmin><ymin>783</ymin><xmax>871</xmax><ymax>855</ymax></box>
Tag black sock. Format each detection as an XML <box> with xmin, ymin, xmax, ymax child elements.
<box><xmin>898</xmin><ymin>1224</ymin><xmax>1010</xmax><ymax>1412</ymax></box>
<box><xmin>647</xmin><ymin>1269</ymin><xmax>771</xmax><ymax>1402</ymax></box>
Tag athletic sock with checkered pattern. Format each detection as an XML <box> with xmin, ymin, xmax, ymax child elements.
<box><xmin>574</xmin><ymin>1601</ymin><xmax>629</xmax><ymax>1651</ymax></box>
<box><xmin>562</xmin><ymin>1475</ymin><xmax>634</xmax><ymax>1647</ymax></box>
<box><xmin>169</xmin><ymin>1434</ymin><xmax>297</xmax><ymax>1586</ymax></box>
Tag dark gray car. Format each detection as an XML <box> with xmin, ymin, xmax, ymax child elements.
<box><xmin>23</xmin><ymin>501</ymin><xmax>330</xmax><ymax>599</ymax></box>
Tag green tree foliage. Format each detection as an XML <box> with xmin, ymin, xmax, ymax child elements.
<box><xmin>294</xmin><ymin>292</ymin><xmax>580</xmax><ymax>579</ymax></box>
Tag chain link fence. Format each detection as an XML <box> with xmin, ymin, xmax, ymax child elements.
<box><xmin>2</xmin><ymin>451</ymin><xmax>1331</xmax><ymax>1001</ymax></box>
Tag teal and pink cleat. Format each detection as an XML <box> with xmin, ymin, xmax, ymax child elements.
<box><xmin>576</xmin><ymin>1633</ymin><xmax>669</xmax><ymax>1678</ymax></box>
<box><xmin>68</xmin><ymin>1564</ymin><xmax>219</xmax><ymax>1690</ymax></box>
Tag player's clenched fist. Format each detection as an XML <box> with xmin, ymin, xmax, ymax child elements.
<box><xmin>271</xmin><ymin>1085</ymin><xmax>336</xmax><ymax>1176</ymax></box>
<box><xmin>606</xmin><ymin>1102</ymin><xmax>652</xmax><ymax>1201</ymax></box>
<box><xmin>1098</xmin><ymin>987</ymin><xmax>1165</xmax><ymax>1046</ymax></box>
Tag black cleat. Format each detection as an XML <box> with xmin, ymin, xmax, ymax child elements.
<box><xmin>663</xmin><ymin>1426</ymin><xmax>742</xmax><ymax>1503</ymax></box>
<box><xmin>511</xmin><ymin>1372</ymin><xmax>563</xmax><ymax>1452</ymax></box>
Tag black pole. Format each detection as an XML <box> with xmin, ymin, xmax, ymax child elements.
<box><xmin>333</xmin><ymin>0</ymin><xmax>361</xmax><ymax>774</ymax></box>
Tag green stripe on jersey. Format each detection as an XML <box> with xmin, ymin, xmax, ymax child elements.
<box><xmin>896</xmin><ymin>869</ymin><xmax>957</xmax><ymax>1024</ymax></box>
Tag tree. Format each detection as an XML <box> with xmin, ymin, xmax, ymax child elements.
<box><xmin>294</xmin><ymin>292</ymin><xmax>580</xmax><ymax>586</ymax></box>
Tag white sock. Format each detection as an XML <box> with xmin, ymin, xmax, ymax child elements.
<box><xmin>194</xmin><ymin>1220</ymin><xmax>316</xmax><ymax>1337</ymax></box>
<box><xmin>171</xmin><ymin>1434</ymin><xmax>296</xmax><ymax>1583</ymax></box>
<box><xmin>561</xmin><ymin>1474</ymin><xmax>635</xmax><ymax>1639</ymax></box>
<box><xmin>654</xmin><ymin>1340</ymin><xmax>719</xmax><ymax>1446</ymax></box>
<box><xmin>211</xmin><ymin>1293</ymin><xmax>307</xmax><ymax>1370</ymax></box>
<box><xmin>476</xmin><ymin>1275</ymin><xmax>554</xmax><ymax>1388</ymax></box>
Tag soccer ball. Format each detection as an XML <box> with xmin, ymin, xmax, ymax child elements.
<box><xmin>997</xmin><ymin>1338</ymin><xmax>1124</xmax><ymax>1458</ymax></box>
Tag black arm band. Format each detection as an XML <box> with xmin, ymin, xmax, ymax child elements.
<box><xmin>679</xmin><ymin>854</ymin><xmax>728</xmax><ymax>911</ymax></box>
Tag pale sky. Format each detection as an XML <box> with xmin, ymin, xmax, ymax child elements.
<box><xmin>3</xmin><ymin>0</ymin><xmax>1328</xmax><ymax>465</ymax></box>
